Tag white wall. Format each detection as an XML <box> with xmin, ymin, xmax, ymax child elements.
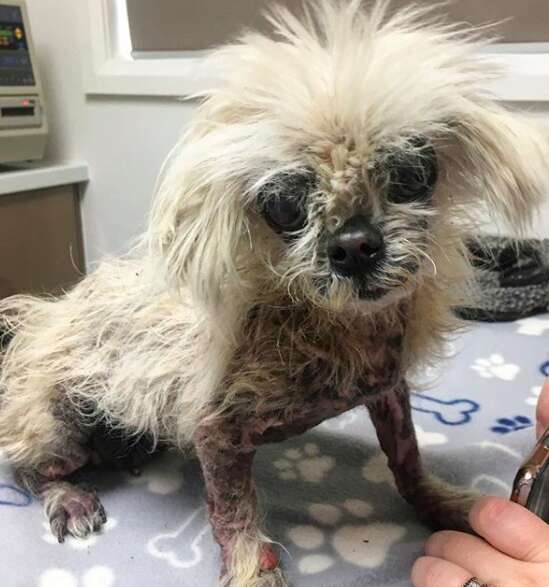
<box><xmin>25</xmin><ymin>1</ymin><xmax>549</xmax><ymax>269</ymax></box>
<box><xmin>26</xmin><ymin>0</ymin><xmax>197</xmax><ymax>267</ymax></box>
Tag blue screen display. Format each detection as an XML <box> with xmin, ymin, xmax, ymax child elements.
<box><xmin>0</xmin><ymin>5</ymin><xmax>35</xmax><ymax>86</ymax></box>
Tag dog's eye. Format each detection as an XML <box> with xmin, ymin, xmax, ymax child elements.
<box><xmin>258</xmin><ymin>172</ymin><xmax>314</xmax><ymax>234</ymax></box>
<box><xmin>385</xmin><ymin>138</ymin><xmax>438</xmax><ymax>204</ymax></box>
<box><xmin>263</xmin><ymin>196</ymin><xmax>306</xmax><ymax>232</ymax></box>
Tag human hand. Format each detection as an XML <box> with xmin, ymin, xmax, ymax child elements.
<box><xmin>536</xmin><ymin>377</ymin><xmax>549</xmax><ymax>438</ymax></box>
<box><xmin>412</xmin><ymin>379</ymin><xmax>549</xmax><ymax>587</ymax></box>
<box><xmin>411</xmin><ymin>496</ymin><xmax>549</xmax><ymax>586</ymax></box>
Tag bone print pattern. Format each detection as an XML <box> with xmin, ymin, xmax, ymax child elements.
<box><xmin>0</xmin><ymin>320</ymin><xmax>545</xmax><ymax>586</ymax></box>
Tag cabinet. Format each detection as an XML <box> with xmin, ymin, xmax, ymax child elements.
<box><xmin>0</xmin><ymin>163</ymin><xmax>88</xmax><ymax>298</ymax></box>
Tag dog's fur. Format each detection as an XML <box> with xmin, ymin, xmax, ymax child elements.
<box><xmin>1</xmin><ymin>2</ymin><xmax>549</xmax><ymax>585</ymax></box>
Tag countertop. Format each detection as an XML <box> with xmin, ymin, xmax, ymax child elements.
<box><xmin>0</xmin><ymin>161</ymin><xmax>89</xmax><ymax>196</ymax></box>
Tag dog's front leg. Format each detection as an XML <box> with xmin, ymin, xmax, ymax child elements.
<box><xmin>366</xmin><ymin>383</ymin><xmax>478</xmax><ymax>533</ymax></box>
<box><xmin>195</xmin><ymin>424</ymin><xmax>286</xmax><ymax>587</ymax></box>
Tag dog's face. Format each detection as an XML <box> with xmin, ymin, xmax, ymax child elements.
<box><xmin>250</xmin><ymin>133</ymin><xmax>439</xmax><ymax>308</ymax></box>
<box><xmin>150</xmin><ymin>1</ymin><xmax>549</xmax><ymax>315</ymax></box>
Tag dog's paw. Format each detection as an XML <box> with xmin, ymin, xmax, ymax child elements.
<box><xmin>412</xmin><ymin>477</ymin><xmax>480</xmax><ymax>533</ymax></box>
<box><xmin>43</xmin><ymin>483</ymin><xmax>107</xmax><ymax>543</ymax></box>
<box><xmin>221</xmin><ymin>567</ymin><xmax>288</xmax><ymax>587</ymax></box>
<box><xmin>273</xmin><ymin>443</ymin><xmax>335</xmax><ymax>482</ymax></box>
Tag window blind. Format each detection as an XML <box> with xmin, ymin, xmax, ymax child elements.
<box><xmin>125</xmin><ymin>0</ymin><xmax>549</xmax><ymax>53</ymax></box>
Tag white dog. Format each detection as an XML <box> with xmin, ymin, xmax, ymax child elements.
<box><xmin>1</xmin><ymin>2</ymin><xmax>548</xmax><ymax>585</ymax></box>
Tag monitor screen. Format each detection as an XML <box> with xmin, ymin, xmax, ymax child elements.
<box><xmin>0</xmin><ymin>4</ymin><xmax>34</xmax><ymax>86</ymax></box>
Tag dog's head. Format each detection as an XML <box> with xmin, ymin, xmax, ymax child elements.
<box><xmin>149</xmin><ymin>1</ymin><xmax>549</xmax><ymax>317</ymax></box>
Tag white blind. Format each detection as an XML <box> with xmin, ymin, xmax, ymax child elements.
<box><xmin>125</xmin><ymin>0</ymin><xmax>549</xmax><ymax>53</ymax></box>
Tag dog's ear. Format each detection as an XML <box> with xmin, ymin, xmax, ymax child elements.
<box><xmin>449</xmin><ymin>101</ymin><xmax>549</xmax><ymax>231</ymax></box>
<box><xmin>147</xmin><ymin>119</ymin><xmax>250</xmax><ymax>320</ymax></box>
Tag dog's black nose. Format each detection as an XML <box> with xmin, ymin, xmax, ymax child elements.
<box><xmin>327</xmin><ymin>215</ymin><xmax>384</xmax><ymax>276</ymax></box>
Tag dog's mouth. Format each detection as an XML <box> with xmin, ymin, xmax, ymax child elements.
<box><xmin>347</xmin><ymin>259</ymin><xmax>421</xmax><ymax>301</ymax></box>
<box><xmin>354</xmin><ymin>279</ymin><xmax>388</xmax><ymax>300</ymax></box>
<box><xmin>312</xmin><ymin>259</ymin><xmax>420</xmax><ymax>306</ymax></box>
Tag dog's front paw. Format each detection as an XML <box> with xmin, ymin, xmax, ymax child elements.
<box><xmin>411</xmin><ymin>475</ymin><xmax>480</xmax><ymax>533</ymax></box>
<box><xmin>219</xmin><ymin>538</ymin><xmax>288</xmax><ymax>587</ymax></box>
<box><xmin>221</xmin><ymin>568</ymin><xmax>287</xmax><ymax>587</ymax></box>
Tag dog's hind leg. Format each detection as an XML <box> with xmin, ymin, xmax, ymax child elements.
<box><xmin>17</xmin><ymin>467</ymin><xmax>107</xmax><ymax>543</ymax></box>
<box><xmin>13</xmin><ymin>425</ymin><xmax>109</xmax><ymax>543</ymax></box>
<box><xmin>1</xmin><ymin>395</ymin><xmax>108</xmax><ymax>543</ymax></box>
<box><xmin>195</xmin><ymin>423</ymin><xmax>286</xmax><ymax>587</ymax></box>
<box><xmin>366</xmin><ymin>383</ymin><xmax>479</xmax><ymax>533</ymax></box>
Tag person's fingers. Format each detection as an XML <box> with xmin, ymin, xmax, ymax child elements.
<box><xmin>424</xmin><ymin>530</ymin><xmax>511</xmax><ymax>584</ymax></box>
<box><xmin>470</xmin><ymin>496</ymin><xmax>549</xmax><ymax>563</ymax></box>
<box><xmin>536</xmin><ymin>378</ymin><xmax>549</xmax><ymax>437</ymax></box>
<box><xmin>411</xmin><ymin>556</ymin><xmax>474</xmax><ymax>587</ymax></box>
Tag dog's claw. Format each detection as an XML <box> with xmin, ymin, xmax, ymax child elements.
<box><xmin>45</xmin><ymin>484</ymin><xmax>107</xmax><ymax>542</ymax></box>
<box><xmin>98</xmin><ymin>504</ymin><xmax>108</xmax><ymax>525</ymax></box>
<box><xmin>50</xmin><ymin>510</ymin><xmax>68</xmax><ymax>543</ymax></box>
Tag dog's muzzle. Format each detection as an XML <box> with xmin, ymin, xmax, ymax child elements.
<box><xmin>327</xmin><ymin>214</ymin><xmax>384</xmax><ymax>278</ymax></box>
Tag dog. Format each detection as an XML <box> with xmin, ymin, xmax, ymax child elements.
<box><xmin>1</xmin><ymin>2</ymin><xmax>549</xmax><ymax>586</ymax></box>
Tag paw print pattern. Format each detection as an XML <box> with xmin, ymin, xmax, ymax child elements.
<box><xmin>288</xmin><ymin>500</ymin><xmax>406</xmax><ymax>574</ymax></box>
<box><xmin>526</xmin><ymin>386</ymin><xmax>542</xmax><ymax>407</ymax></box>
<box><xmin>39</xmin><ymin>566</ymin><xmax>114</xmax><ymax>587</ymax></box>
<box><xmin>361</xmin><ymin>453</ymin><xmax>396</xmax><ymax>488</ymax></box>
<box><xmin>491</xmin><ymin>416</ymin><xmax>533</xmax><ymax>435</ymax></box>
<box><xmin>273</xmin><ymin>443</ymin><xmax>335</xmax><ymax>482</ymax></box>
<box><xmin>471</xmin><ymin>354</ymin><xmax>520</xmax><ymax>381</ymax></box>
<box><xmin>41</xmin><ymin>517</ymin><xmax>118</xmax><ymax>550</ymax></box>
<box><xmin>516</xmin><ymin>317</ymin><xmax>549</xmax><ymax>336</ymax></box>
<box><xmin>128</xmin><ymin>453</ymin><xmax>184</xmax><ymax>495</ymax></box>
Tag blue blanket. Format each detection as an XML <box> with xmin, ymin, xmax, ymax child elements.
<box><xmin>1</xmin><ymin>316</ymin><xmax>547</xmax><ymax>586</ymax></box>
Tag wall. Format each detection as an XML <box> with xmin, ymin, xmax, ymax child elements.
<box><xmin>25</xmin><ymin>1</ymin><xmax>549</xmax><ymax>269</ymax></box>
<box><xmin>26</xmin><ymin>0</ymin><xmax>197</xmax><ymax>267</ymax></box>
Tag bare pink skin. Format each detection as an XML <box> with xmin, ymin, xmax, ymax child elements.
<box><xmin>367</xmin><ymin>386</ymin><xmax>473</xmax><ymax>531</ymax></box>
<box><xmin>194</xmin><ymin>362</ymin><xmax>431</xmax><ymax>579</ymax></box>
<box><xmin>38</xmin><ymin>455</ymin><xmax>88</xmax><ymax>480</ymax></box>
<box><xmin>259</xmin><ymin>544</ymin><xmax>279</xmax><ymax>572</ymax></box>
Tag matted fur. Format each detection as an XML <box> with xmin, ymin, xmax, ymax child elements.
<box><xmin>1</xmin><ymin>2</ymin><xmax>549</xmax><ymax>585</ymax></box>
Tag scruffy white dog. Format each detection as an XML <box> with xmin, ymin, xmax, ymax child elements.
<box><xmin>1</xmin><ymin>2</ymin><xmax>549</xmax><ymax>586</ymax></box>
